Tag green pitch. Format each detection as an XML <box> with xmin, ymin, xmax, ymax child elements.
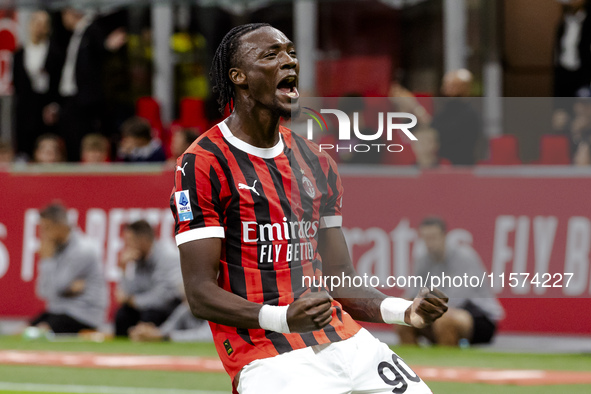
<box><xmin>0</xmin><ymin>336</ymin><xmax>589</xmax><ymax>394</ymax></box>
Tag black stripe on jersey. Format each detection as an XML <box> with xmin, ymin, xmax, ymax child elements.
<box><xmin>224</xmin><ymin>144</ymin><xmax>281</xmax><ymax>304</ymax></box>
<box><xmin>170</xmin><ymin>193</ymin><xmax>179</xmax><ymax>235</ymax></box>
<box><xmin>323</xmin><ymin>323</ymin><xmax>343</xmax><ymax>342</ymax></box>
<box><xmin>209</xmin><ymin>166</ymin><xmax>224</xmax><ymax>225</ymax></box>
<box><xmin>180</xmin><ymin>153</ymin><xmax>205</xmax><ymax>231</ymax></box>
<box><xmin>285</xmin><ymin>146</ymin><xmax>325</xmax><ymax>296</ymax></box>
<box><xmin>198</xmin><ymin>138</ymin><xmax>247</xmax><ymax>300</ymax></box>
<box><xmin>285</xmin><ymin>148</ymin><xmax>316</xmax><ymax>281</ymax></box>
<box><xmin>292</xmin><ymin>135</ymin><xmax>329</xmax><ymax>213</ymax></box>
<box><xmin>265</xmin><ymin>156</ymin><xmax>319</xmax><ymax>348</ymax></box>
<box><xmin>224</xmin><ymin>142</ymin><xmax>293</xmax><ymax>355</ymax></box>
<box><xmin>324</xmin><ymin>165</ymin><xmax>339</xmax><ymax>216</ymax></box>
<box><xmin>286</xmin><ymin>145</ymin><xmax>315</xmax><ymax>225</ymax></box>
<box><xmin>334</xmin><ymin>304</ymin><xmax>343</xmax><ymax>323</ymax></box>
<box><xmin>198</xmin><ymin>137</ymin><xmax>253</xmax><ymax>347</ymax></box>
<box><xmin>291</xmin><ymin>136</ymin><xmax>345</xmax><ymax>342</ymax></box>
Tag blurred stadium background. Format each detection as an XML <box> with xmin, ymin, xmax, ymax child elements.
<box><xmin>0</xmin><ymin>0</ymin><xmax>591</xmax><ymax>393</ymax></box>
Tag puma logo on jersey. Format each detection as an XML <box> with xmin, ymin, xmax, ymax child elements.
<box><xmin>176</xmin><ymin>162</ymin><xmax>188</xmax><ymax>176</ymax></box>
<box><xmin>238</xmin><ymin>180</ymin><xmax>260</xmax><ymax>196</ymax></box>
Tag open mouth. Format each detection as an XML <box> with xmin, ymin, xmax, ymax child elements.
<box><xmin>277</xmin><ymin>76</ymin><xmax>299</xmax><ymax>99</ymax></box>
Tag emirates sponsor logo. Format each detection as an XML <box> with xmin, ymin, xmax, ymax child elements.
<box><xmin>242</xmin><ymin>218</ymin><xmax>319</xmax><ymax>243</ymax></box>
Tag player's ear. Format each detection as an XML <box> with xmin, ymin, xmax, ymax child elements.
<box><xmin>229</xmin><ymin>67</ymin><xmax>247</xmax><ymax>87</ymax></box>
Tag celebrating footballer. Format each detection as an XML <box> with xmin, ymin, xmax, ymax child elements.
<box><xmin>170</xmin><ymin>23</ymin><xmax>448</xmax><ymax>394</ymax></box>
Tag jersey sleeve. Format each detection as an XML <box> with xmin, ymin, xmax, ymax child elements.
<box><xmin>319</xmin><ymin>155</ymin><xmax>343</xmax><ymax>229</ymax></box>
<box><xmin>170</xmin><ymin>152</ymin><xmax>225</xmax><ymax>246</ymax></box>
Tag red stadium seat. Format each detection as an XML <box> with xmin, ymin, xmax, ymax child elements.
<box><xmin>135</xmin><ymin>97</ymin><xmax>164</xmax><ymax>137</ymax></box>
<box><xmin>480</xmin><ymin>135</ymin><xmax>522</xmax><ymax>165</ymax></box>
<box><xmin>179</xmin><ymin>98</ymin><xmax>208</xmax><ymax>132</ymax></box>
<box><xmin>536</xmin><ymin>134</ymin><xmax>571</xmax><ymax>165</ymax></box>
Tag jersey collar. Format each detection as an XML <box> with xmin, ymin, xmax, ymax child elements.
<box><xmin>218</xmin><ymin>121</ymin><xmax>284</xmax><ymax>159</ymax></box>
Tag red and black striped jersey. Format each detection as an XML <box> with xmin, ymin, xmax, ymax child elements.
<box><xmin>170</xmin><ymin>121</ymin><xmax>361</xmax><ymax>382</ymax></box>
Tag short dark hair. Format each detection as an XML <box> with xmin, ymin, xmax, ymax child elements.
<box><xmin>419</xmin><ymin>216</ymin><xmax>446</xmax><ymax>233</ymax></box>
<box><xmin>121</xmin><ymin>117</ymin><xmax>152</xmax><ymax>141</ymax></box>
<box><xmin>81</xmin><ymin>133</ymin><xmax>109</xmax><ymax>152</ymax></box>
<box><xmin>124</xmin><ymin>220</ymin><xmax>154</xmax><ymax>240</ymax></box>
<box><xmin>210</xmin><ymin>23</ymin><xmax>271</xmax><ymax>114</ymax></box>
<box><xmin>39</xmin><ymin>203</ymin><xmax>69</xmax><ymax>225</ymax></box>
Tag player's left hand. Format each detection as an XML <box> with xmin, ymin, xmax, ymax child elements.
<box><xmin>406</xmin><ymin>287</ymin><xmax>448</xmax><ymax>329</ymax></box>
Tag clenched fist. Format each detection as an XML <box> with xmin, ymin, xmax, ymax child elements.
<box><xmin>287</xmin><ymin>292</ymin><xmax>334</xmax><ymax>333</ymax></box>
<box><xmin>407</xmin><ymin>287</ymin><xmax>448</xmax><ymax>329</ymax></box>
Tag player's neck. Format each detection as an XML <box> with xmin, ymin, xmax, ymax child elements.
<box><xmin>225</xmin><ymin>107</ymin><xmax>281</xmax><ymax>149</ymax></box>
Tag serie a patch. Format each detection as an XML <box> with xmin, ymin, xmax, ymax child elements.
<box><xmin>175</xmin><ymin>190</ymin><xmax>194</xmax><ymax>222</ymax></box>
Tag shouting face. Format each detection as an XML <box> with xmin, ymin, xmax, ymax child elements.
<box><xmin>230</xmin><ymin>26</ymin><xmax>300</xmax><ymax>118</ymax></box>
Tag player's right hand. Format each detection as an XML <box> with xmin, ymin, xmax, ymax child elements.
<box><xmin>286</xmin><ymin>292</ymin><xmax>334</xmax><ymax>333</ymax></box>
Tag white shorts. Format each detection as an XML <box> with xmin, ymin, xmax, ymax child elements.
<box><xmin>237</xmin><ymin>328</ymin><xmax>432</xmax><ymax>394</ymax></box>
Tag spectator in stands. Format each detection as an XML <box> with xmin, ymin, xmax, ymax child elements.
<box><xmin>33</xmin><ymin>133</ymin><xmax>66</xmax><ymax>163</ymax></box>
<box><xmin>167</xmin><ymin>129</ymin><xmax>198</xmax><ymax>165</ymax></box>
<box><xmin>128</xmin><ymin>301</ymin><xmax>211</xmax><ymax>342</ymax></box>
<box><xmin>431</xmin><ymin>69</ymin><xmax>482</xmax><ymax>165</ymax></box>
<box><xmin>47</xmin><ymin>6</ymin><xmax>127</xmax><ymax>161</ymax></box>
<box><xmin>81</xmin><ymin>133</ymin><xmax>110</xmax><ymax>163</ymax></box>
<box><xmin>398</xmin><ymin>217</ymin><xmax>504</xmax><ymax>347</ymax></box>
<box><xmin>411</xmin><ymin>127</ymin><xmax>450</xmax><ymax>169</ymax></box>
<box><xmin>573</xmin><ymin>133</ymin><xmax>591</xmax><ymax>165</ymax></box>
<box><xmin>552</xmin><ymin>98</ymin><xmax>591</xmax><ymax>155</ymax></box>
<box><xmin>31</xmin><ymin>203</ymin><xmax>107</xmax><ymax>333</ymax></box>
<box><xmin>554</xmin><ymin>0</ymin><xmax>591</xmax><ymax>97</ymax></box>
<box><xmin>115</xmin><ymin>220</ymin><xmax>183</xmax><ymax>337</ymax></box>
<box><xmin>117</xmin><ymin>117</ymin><xmax>166</xmax><ymax>162</ymax></box>
<box><xmin>12</xmin><ymin>11</ymin><xmax>57</xmax><ymax>159</ymax></box>
<box><xmin>389</xmin><ymin>70</ymin><xmax>482</xmax><ymax>165</ymax></box>
<box><xmin>0</xmin><ymin>140</ymin><xmax>15</xmax><ymax>165</ymax></box>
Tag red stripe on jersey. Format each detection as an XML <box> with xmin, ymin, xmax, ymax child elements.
<box><xmin>251</xmin><ymin>158</ymin><xmax>295</xmax><ymax>303</ymax></box>
<box><xmin>216</xmin><ymin>139</ymin><xmax>266</xmax><ymax>305</ymax></box>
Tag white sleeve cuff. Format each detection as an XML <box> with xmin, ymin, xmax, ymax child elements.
<box><xmin>380</xmin><ymin>297</ymin><xmax>413</xmax><ymax>326</ymax></box>
<box><xmin>175</xmin><ymin>226</ymin><xmax>225</xmax><ymax>246</ymax></box>
<box><xmin>320</xmin><ymin>215</ymin><xmax>343</xmax><ymax>229</ymax></box>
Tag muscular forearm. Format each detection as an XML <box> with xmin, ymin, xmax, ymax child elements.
<box><xmin>334</xmin><ymin>295</ymin><xmax>385</xmax><ymax>323</ymax></box>
<box><xmin>185</xmin><ymin>281</ymin><xmax>263</xmax><ymax>329</ymax></box>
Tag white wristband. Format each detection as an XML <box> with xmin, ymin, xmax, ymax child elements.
<box><xmin>258</xmin><ymin>304</ymin><xmax>291</xmax><ymax>333</ymax></box>
<box><xmin>380</xmin><ymin>297</ymin><xmax>413</xmax><ymax>326</ymax></box>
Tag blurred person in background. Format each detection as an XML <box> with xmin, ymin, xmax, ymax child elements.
<box><xmin>554</xmin><ymin>0</ymin><xmax>591</xmax><ymax>97</ymax></box>
<box><xmin>0</xmin><ymin>140</ymin><xmax>15</xmax><ymax>165</ymax></box>
<box><xmin>81</xmin><ymin>133</ymin><xmax>110</xmax><ymax>163</ymax></box>
<box><xmin>389</xmin><ymin>70</ymin><xmax>482</xmax><ymax>165</ymax></box>
<box><xmin>552</xmin><ymin>98</ymin><xmax>591</xmax><ymax>154</ymax></box>
<box><xmin>33</xmin><ymin>133</ymin><xmax>66</xmax><ymax>163</ymax></box>
<box><xmin>115</xmin><ymin>220</ymin><xmax>183</xmax><ymax>337</ymax></box>
<box><xmin>12</xmin><ymin>11</ymin><xmax>58</xmax><ymax>159</ymax></box>
<box><xmin>411</xmin><ymin>127</ymin><xmax>450</xmax><ymax>169</ymax></box>
<box><xmin>128</xmin><ymin>297</ymin><xmax>211</xmax><ymax>342</ymax></box>
<box><xmin>573</xmin><ymin>133</ymin><xmax>591</xmax><ymax>165</ymax></box>
<box><xmin>46</xmin><ymin>6</ymin><xmax>127</xmax><ymax>161</ymax></box>
<box><xmin>31</xmin><ymin>203</ymin><xmax>107</xmax><ymax>333</ymax></box>
<box><xmin>398</xmin><ymin>217</ymin><xmax>504</xmax><ymax>347</ymax></box>
<box><xmin>431</xmin><ymin>69</ymin><xmax>482</xmax><ymax>166</ymax></box>
<box><xmin>117</xmin><ymin>117</ymin><xmax>166</xmax><ymax>162</ymax></box>
<box><xmin>167</xmin><ymin>128</ymin><xmax>198</xmax><ymax>165</ymax></box>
